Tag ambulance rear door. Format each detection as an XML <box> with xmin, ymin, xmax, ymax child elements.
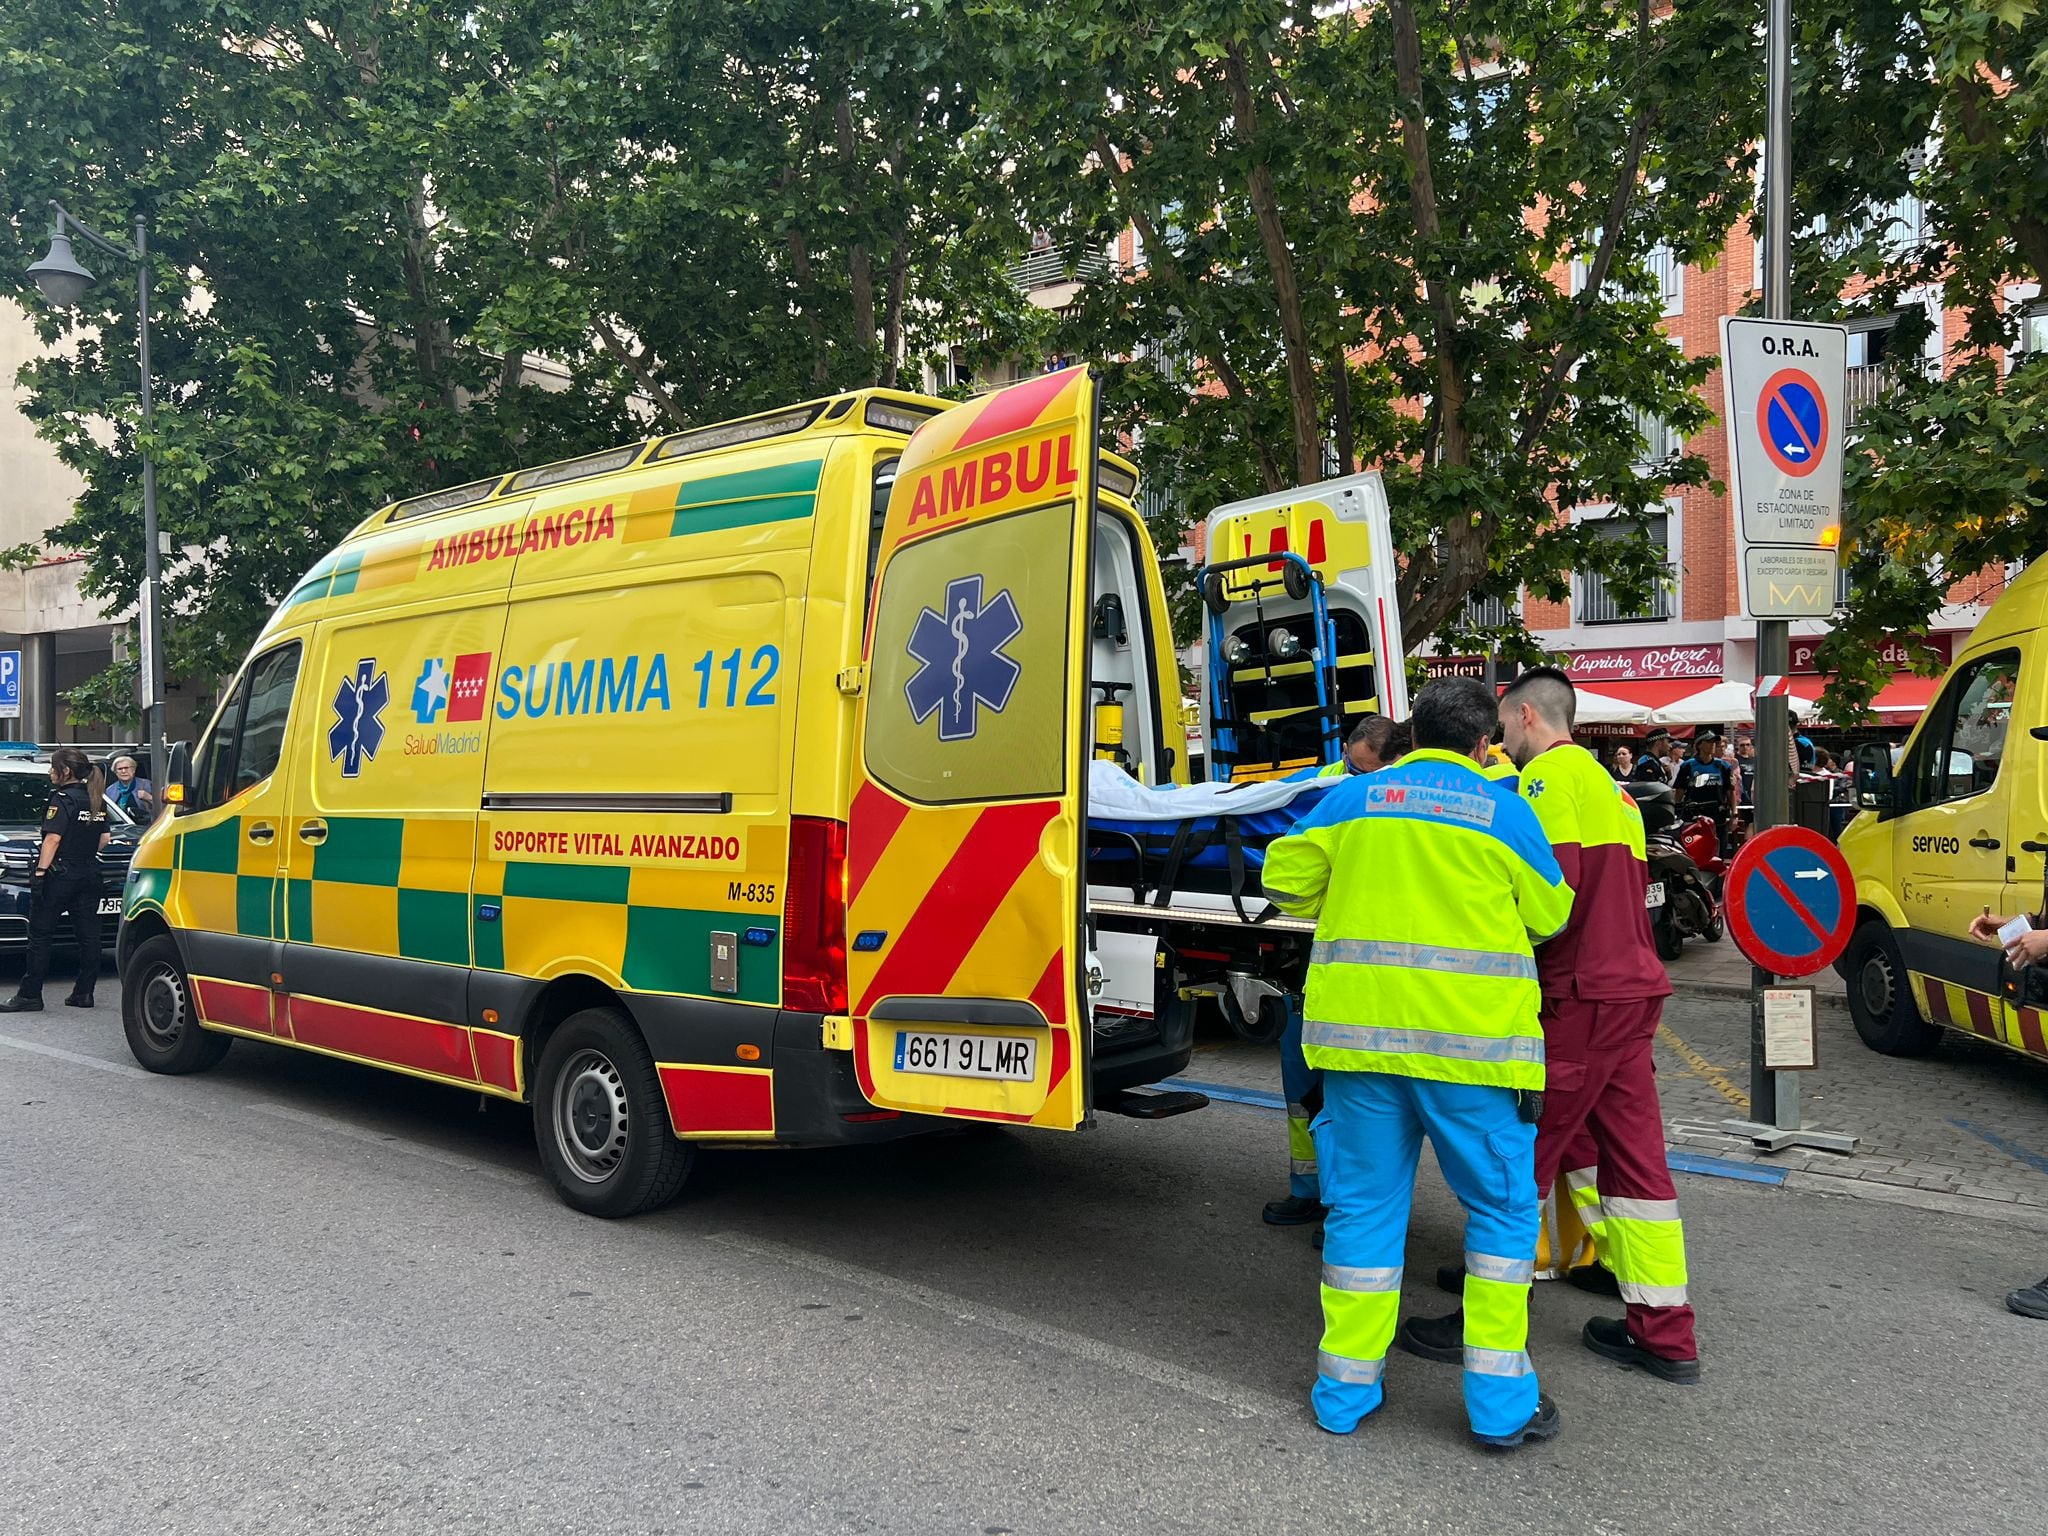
<box><xmin>846</xmin><ymin>368</ymin><xmax>1099</xmax><ymax>1130</ymax></box>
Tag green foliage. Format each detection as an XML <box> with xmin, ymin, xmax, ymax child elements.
<box><xmin>1791</xmin><ymin>0</ymin><xmax>2048</xmax><ymax>718</ymax></box>
<box><xmin>970</xmin><ymin>0</ymin><xmax>1763</xmax><ymax>652</ymax></box>
<box><xmin>0</xmin><ymin>0</ymin><xmax>1035</xmax><ymax>719</ymax></box>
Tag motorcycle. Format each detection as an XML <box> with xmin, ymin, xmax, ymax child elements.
<box><xmin>1622</xmin><ymin>781</ymin><xmax>1725</xmax><ymax>961</ymax></box>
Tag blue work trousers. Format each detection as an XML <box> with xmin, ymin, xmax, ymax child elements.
<box><xmin>1311</xmin><ymin>1069</ymin><xmax>1540</xmax><ymax>1439</ymax></box>
<box><xmin>1280</xmin><ymin>997</ymin><xmax>1321</xmax><ymax>1201</ymax></box>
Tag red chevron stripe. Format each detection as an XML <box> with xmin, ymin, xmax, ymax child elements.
<box><xmin>2019</xmin><ymin>1007</ymin><xmax>2048</xmax><ymax>1057</ymax></box>
<box><xmin>954</xmin><ymin>370</ymin><xmax>1078</xmax><ymax>451</ymax></box>
<box><xmin>1922</xmin><ymin>979</ymin><xmax>1953</xmax><ymax>1026</ymax></box>
<box><xmin>847</xmin><ymin>779</ymin><xmax>913</xmax><ymax>906</ymax></box>
<box><xmin>1965</xmin><ymin>988</ymin><xmax>1996</xmax><ymax>1038</ymax></box>
<box><xmin>857</xmin><ymin>801</ymin><xmax>1055</xmax><ymax>1011</ymax></box>
<box><xmin>1029</xmin><ymin>948</ymin><xmax>1070</xmax><ymax>1028</ymax></box>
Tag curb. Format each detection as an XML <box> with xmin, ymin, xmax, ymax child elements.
<box><xmin>1669</xmin><ymin>978</ymin><xmax>1851</xmax><ymax>1015</ymax></box>
<box><xmin>1775</xmin><ymin>1167</ymin><xmax>2048</xmax><ymax>1233</ymax></box>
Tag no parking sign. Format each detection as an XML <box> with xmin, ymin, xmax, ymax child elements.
<box><xmin>1721</xmin><ymin>317</ymin><xmax>1847</xmax><ymax>620</ymax></box>
<box><xmin>1724</xmin><ymin>825</ymin><xmax>1857</xmax><ymax>977</ymax></box>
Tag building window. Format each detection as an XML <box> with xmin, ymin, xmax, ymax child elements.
<box><xmin>1576</xmin><ymin>512</ymin><xmax>1675</xmax><ymax>625</ymax></box>
<box><xmin>1632</xmin><ymin>408</ymin><xmax>1682</xmax><ymax>468</ymax></box>
<box><xmin>1463</xmin><ymin>589</ymin><xmax>1516</xmax><ymax>629</ymax></box>
<box><xmin>1648</xmin><ymin>244</ymin><xmax>1683</xmax><ymax>317</ymax></box>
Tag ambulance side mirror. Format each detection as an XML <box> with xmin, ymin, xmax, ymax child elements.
<box><xmin>162</xmin><ymin>740</ymin><xmax>191</xmax><ymax>815</ymax></box>
<box><xmin>1853</xmin><ymin>742</ymin><xmax>1897</xmax><ymax>814</ymax></box>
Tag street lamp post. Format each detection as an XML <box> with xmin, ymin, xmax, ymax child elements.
<box><xmin>25</xmin><ymin>201</ymin><xmax>169</xmax><ymax>786</ymax></box>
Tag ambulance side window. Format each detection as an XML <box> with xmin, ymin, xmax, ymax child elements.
<box><xmin>865</xmin><ymin>456</ymin><xmax>898</xmax><ymax>622</ymax></box>
<box><xmin>193</xmin><ymin>641</ymin><xmax>302</xmax><ymax>807</ymax></box>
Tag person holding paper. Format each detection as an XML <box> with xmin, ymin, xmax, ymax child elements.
<box><xmin>1967</xmin><ymin>907</ymin><xmax>2048</xmax><ymax>1318</ymax></box>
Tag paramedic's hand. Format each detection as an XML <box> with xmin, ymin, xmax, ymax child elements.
<box><xmin>1970</xmin><ymin>911</ymin><xmax>2011</xmax><ymax>945</ymax></box>
<box><xmin>2006</xmin><ymin>926</ymin><xmax>2048</xmax><ymax>967</ymax></box>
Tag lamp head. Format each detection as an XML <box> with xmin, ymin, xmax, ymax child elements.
<box><xmin>27</xmin><ymin>229</ymin><xmax>95</xmax><ymax>307</ymax></box>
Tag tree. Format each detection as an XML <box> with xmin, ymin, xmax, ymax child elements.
<box><xmin>1790</xmin><ymin>0</ymin><xmax>2048</xmax><ymax>716</ymax></box>
<box><xmin>0</xmin><ymin>0</ymin><xmax>1035</xmax><ymax>724</ymax></box>
<box><xmin>971</xmin><ymin>0</ymin><xmax>1764</xmax><ymax>653</ymax></box>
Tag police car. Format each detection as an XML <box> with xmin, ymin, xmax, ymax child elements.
<box><xmin>0</xmin><ymin>750</ymin><xmax>140</xmax><ymax>949</ymax></box>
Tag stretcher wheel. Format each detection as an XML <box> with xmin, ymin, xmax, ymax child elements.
<box><xmin>1221</xmin><ymin>989</ymin><xmax>1289</xmax><ymax>1046</ymax></box>
<box><xmin>1282</xmin><ymin>561</ymin><xmax>1313</xmax><ymax>601</ymax></box>
<box><xmin>1201</xmin><ymin>571</ymin><xmax>1229</xmax><ymax>616</ymax></box>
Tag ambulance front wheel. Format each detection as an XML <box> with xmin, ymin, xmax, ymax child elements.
<box><xmin>534</xmin><ymin>1007</ymin><xmax>693</xmax><ymax>1217</ymax></box>
<box><xmin>121</xmin><ymin>934</ymin><xmax>231</xmax><ymax>1075</ymax></box>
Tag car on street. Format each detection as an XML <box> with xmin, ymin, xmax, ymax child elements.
<box><xmin>0</xmin><ymin>751</ymin><xmax>141</xmax><ymax>950</ymax></box>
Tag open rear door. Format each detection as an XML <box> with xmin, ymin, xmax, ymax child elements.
<box><xmin>845</xmin><ymin>368</ymin><xmax>1098</xmax><ymax>1129</ymax></box>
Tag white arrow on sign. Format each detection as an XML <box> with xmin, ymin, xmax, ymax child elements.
<box><xmin>1793</xmin><ymin>869</ymin><xmax>1826</xmax><ymax>880</ymax></box>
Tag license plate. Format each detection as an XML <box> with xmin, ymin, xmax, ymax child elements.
<box><xmin>1646</xmin><ymin>882</ymin><xmax>1666</xmax><ymax>909</ymax></box>
<box><xmin>98</xmin><ymin>896</ymin><xmax>123</xmax><ymax>916</ymax></box>
<box><xmin>894</xmin><ymin>1029</ymin><xmax>1037</xmax><ymax>1081</ymax></box>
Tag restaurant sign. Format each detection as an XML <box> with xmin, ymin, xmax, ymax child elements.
<box><xmin>1788</xmin><ymin>633</ymin><xmax>1951</xmax><ymax>675</ymax></box>
<box><xmin>1557</xmin><ymin>644</ymin><xmax>1722</xmax><ymax>683</ymax></box>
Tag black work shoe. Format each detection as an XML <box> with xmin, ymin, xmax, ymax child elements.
<box><xmin>1435</xmin><ymin>1263</ymin><xmax>1466</xmax><ymax>1295</ymax></box>
<box><xmin>1263</xmin><ymin>1194</ymin><xmax>1327</xmax><ymax>1227</ymax></box>
<box><xmin>1582</xmin><ymin>1316</ymin><xmax>1700</xmax><ymax>1384</ymax></box>
<box><xmin>0</xmin><ymin>993</ymin><xmax>43</xmax><ymax>1012</ymax></box>
<box><xmin>1564</xmin><ymin>1264</ymin><xmax>1624</xmax><ymax>1298</ymax></box>
<box><xmin>2006</xmin><ymin>1278</ymin><xmax>2048</xmax><ymax>1319</ymax></box>
<box><xmin>62</xmin><ymin>993</ymin><xmax>93</xmax><ymax>1008</ymax></box>
<box><xmin>1396</xmin><ymin>1310</ymin><xmax>1464</xmax><ymax>1365</ymax></box>
<box><xmin>1473</xmin><ymin>1393</ymin><xmax>1561</xmax><ymax>1450</ymax></box>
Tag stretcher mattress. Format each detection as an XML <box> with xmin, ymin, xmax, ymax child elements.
<box><xmin>1086</xmin><ymin>762</ymin><xmax>1334</xmax><ymax>913</ymax></box>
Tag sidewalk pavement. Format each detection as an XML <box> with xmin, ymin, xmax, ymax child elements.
<box><xmin>1175</xmin><ymin>965</ymin><xmax>2048</xmax><ymax>1229</ymax></box>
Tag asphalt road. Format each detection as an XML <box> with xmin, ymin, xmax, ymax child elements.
<box><xmin>3</xmin><ymin>970</ymin><xmax>2045</xmax><ymax>1535</ymax></box>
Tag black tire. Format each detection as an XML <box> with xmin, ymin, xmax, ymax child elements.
<box><xmin>533</xmin><ymin>1006</ymin><xmax>693</xmax><ymax>1217</ymax></box>
<box><xmin>121</xmin><ymin>933</ymin><xmax>231</xmax><ymax>1075</ymax></box>
<box><xmin>1221</xmin><ymin>989</ymin><xmax>1289</xmax><ymax>1046</ymax></box>
<box><xmin>1282</xmin><ymin>560</ymin><xmax>1313</xmax><ymax>601</ymax></box>
<box><xmin>1845</xmin><ymin>922</ymin><xmax>1943</xmax><ymax>1057</ymax></box>
<box><xmin>1655</xmin><ymin>922</ymin><xmax>1684</xmax><ymax>962</ymax></box>
<box><xmin>1201</xmin><ymin>570</ymin><xmax>1229</xmax><ymax>616</ymax></box>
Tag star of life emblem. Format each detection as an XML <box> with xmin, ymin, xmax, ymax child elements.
<box><xmin>328</xmin><ymin>658</ymin><xmax>389</xmax><ymax>778</ymax></box>
<box><xmin>904</xmin><ymin>574</ymin><xmax>1023</xmax><ymax>742</ymax></box>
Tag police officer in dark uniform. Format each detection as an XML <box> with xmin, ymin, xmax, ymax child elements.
<box><xmin>2</xmin><ymin>747</ymin><xmax>110</xmax><ymax>1011</ymax></box>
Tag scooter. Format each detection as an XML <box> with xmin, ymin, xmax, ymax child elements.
<box><xmin>1622</xmin><ymin>781</ymin><xmax>1724</xmax><ymax>961</ymax></box>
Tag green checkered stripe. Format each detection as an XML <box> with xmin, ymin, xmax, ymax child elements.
<box><xmin>281</xmin><ymin>544</ymin><xmax>373</xmax><ymax>612</ymax></box>
<box><xmin>667</xmin><ymin>459</ymin><xmax>821</xmax><ymax>538</ymax></box>
<box><xmin>494</xmin><ymin>860</ymin><xmax>781</xmax><ymax>1005</ymax></box>
<box><xmin>124</xmin><ymin>865</ymin><xmax>171</xmax><ymax>916</ymax></box>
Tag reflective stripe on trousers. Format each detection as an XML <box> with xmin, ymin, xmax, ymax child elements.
<box><xmin>1604</xmin><ymin>1197</ymin><xmax>1689</xmax><ymax>1305</ymax></box>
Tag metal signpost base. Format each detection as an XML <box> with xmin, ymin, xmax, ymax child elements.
<box><xmin>1721</xmin><ymin>959</ymin><xmax>1860</xmax><ymax>1151</ymax></box>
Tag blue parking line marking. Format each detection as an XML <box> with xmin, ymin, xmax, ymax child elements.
<box><xmin>1160</xmin><ymin>1077</ymin><xmax>1287</xmax><ymax>1111</ymax></box>
<box><xmin>1666</xmin><ymin>1150</ymin><xmax>1787</xmax><ymax>1185</ymax></box>
<box><xmin>1948</xmin><ymin>1118</ymin><xmax>2048</xmax><ymax>1177</ymax></box>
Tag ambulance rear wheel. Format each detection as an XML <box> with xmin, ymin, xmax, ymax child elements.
<box><xmin>535</xmin><ymin>1007</ymin><xmax>693</xmax><ymax>1217</ymax></box>
<box><xmin>1846</xmin><ymin>923</ymin><xmax>1942</xmax><ymax>1057</ymax></box>
<box><xmin>121</xmin><ymin>934</ymin><xmax>231</xmax><ymax>1075</ymax></box>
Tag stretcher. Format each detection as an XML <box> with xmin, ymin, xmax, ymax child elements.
<box><xmin>1086</xmin><ymin>762</ymin><xmax>1325</xmax><ymax>1043</ymax></box>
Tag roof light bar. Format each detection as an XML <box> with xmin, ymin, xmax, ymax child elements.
<box><xmin>504</xmin><ymin>443</ymin><xmax>646</xmax><ymax>494</ymax></box>
<box><xmin>864</xmin><ymin>399</ymin><xmax>946</xmax><ymax>435</ymax></box>
<box><xmin>650</xmin><ymin>406</ymin><xmax>824</xmax><ymax>464</ymax></box>
<box><xmin>389</xmin><ymin>476</ymin><xmax>505</xmax><ymax>523</ymax></box>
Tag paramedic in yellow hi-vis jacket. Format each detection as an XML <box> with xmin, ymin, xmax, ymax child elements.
<box><xmin>1262</xmin><ymin>677</ymin><xmax>1573</xmax><ymax>1448</ymax></box>
<box><xmin>1269</xmin><ymin>713</ymin><xmax>1401</xmax><ymax>1227</ymax></box>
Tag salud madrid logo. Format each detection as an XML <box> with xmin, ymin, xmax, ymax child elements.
<box><xmin>412</xmin><ymin>652</ymin><xmax>494</xmax><ymax>724</ymax></box>
<box><xmin>328</xmin><ymin>658</ymin><xmax>389</xmax><ymax>777</ymax></box>
<box><xmin>905</xmin><ymin>574</ymin><xmax>1022</xmax><ymax>742</ymax></box>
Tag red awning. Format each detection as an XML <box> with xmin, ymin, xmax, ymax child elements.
<box><xmin>1869</xmin><ymin>674</ymin><xmax>1943</xmax><ymax>719</ymax></box>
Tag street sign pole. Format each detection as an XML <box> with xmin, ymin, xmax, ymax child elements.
<box><xmin>1726</xmin><ymin>0</ymin><xmax>1856</xmax><ymax>1154</ymax></box>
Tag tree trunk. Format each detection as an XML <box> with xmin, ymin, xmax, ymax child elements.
<box><xmin>881</xmin><ymin>240</ymin><xmax>909</xmax><ymax>388</ymax></box>
<box><xmin>1389</xmin><ymin>2</ymin><xmax>1468</xmax><ymax>471</ymax></box>
<box><xmin>1223</xmin><ymin>45</ymin><xmax>1323</xmax><ymax>487</ymax></box>
<box><xmin>837</xmin><ymin>97</ymin><xmax>877</xmax><ymax>379</ymax></box>
<box><xmin>398</xmin><ymin>182</ymin><xmax>460</xmax><ymax>411</ymax></box>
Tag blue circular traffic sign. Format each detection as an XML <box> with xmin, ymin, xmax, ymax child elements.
<box><xmin>1758</xmin><ymin>368</ymin><xmax>1828</xmax><ymax>479</ymax></box>
<box><xmin>1724</xmin><ymin>825</ymin><xmax>1857</xmax><ymax>976</ymax></box>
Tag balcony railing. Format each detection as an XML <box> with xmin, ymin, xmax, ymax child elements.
<box><xmin>1577</xmin><ymin>563</ymin><xmax>1675</xmax><ymax>624</ymax></box>
<box><xmin>1845</xmin><ymin>362</ymin><xmax>1903</xmax><ymax>425</ymax></box>
<box><xmin>1007</xmin><ymin>244</ymin><xmax>1113</xmax><ymax>292</ymax></box>
<box><xmin>1463</xmin><ymin>591</ymin><xmax>1515</xmax><ymax>628</ymax></box>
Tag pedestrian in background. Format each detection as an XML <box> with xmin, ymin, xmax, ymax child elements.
<box><xmin>1611</xmin><ymin>745</ymin><xmax>1636</xmax><ymax>780</ymax></box>
<box><xmin>1406</xmin><ymin>667</ymin><xmax>1701</xmax><ymax>1383</ymax></box>
<box><xmin>1675</xmin><ymin>732</ymin><xmax>1734</xmax><ymax>852</ymax></box>
<box><xmin>108</xmin><ymin>754</ymin><xmax>154</xmax><ymax>821</ymax></box>
<box><xmin>1632</xmin><ymin>733</ymin><xmax>1673</xmax><ymax>785</ymax></box>
<box><xmin>0</xmin><ymin>747</ymin><xmax>110</xmax><ymax>1012</ymax></box>
<box><xmin>1263</xmin><ymin>677</ymin><xmax>1573</xmax><ymax>1448</ymax></box>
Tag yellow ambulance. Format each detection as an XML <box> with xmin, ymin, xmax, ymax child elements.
<box><xmin>117</xmin><ymin>370</ymin><xmax>1192</xmax><ymax>1215</ymax></box>
<box><xmin>1839</xmin><ymin>558</ymin><xmax>2048</xmax><ymax>1062</ymax></box>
